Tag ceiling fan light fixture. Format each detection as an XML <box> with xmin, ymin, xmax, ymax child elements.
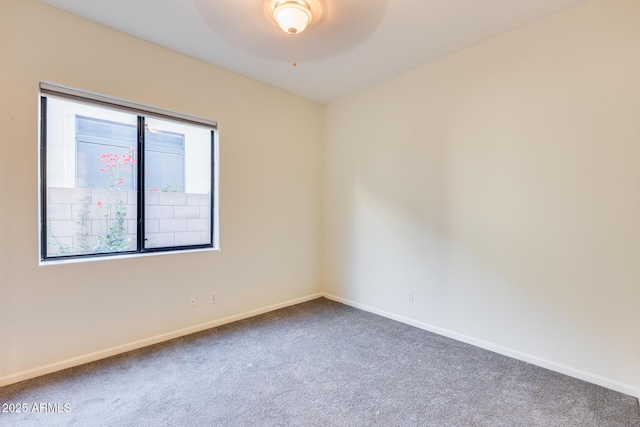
<box><xmin>273</xmin><ymin>0</ymin><xmax>312</xmax><ymax>34</ymax></box>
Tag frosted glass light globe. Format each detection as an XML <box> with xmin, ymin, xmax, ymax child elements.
<box><xmin>274</xmin><ymin>1</ymin><xmax>312</xmax><ymax>34</ymax></box>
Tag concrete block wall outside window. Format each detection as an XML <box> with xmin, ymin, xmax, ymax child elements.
<box><xmin>46</xmin><ymin>187</ymin><xmax>211</xmax><ymax>257</ymax></box>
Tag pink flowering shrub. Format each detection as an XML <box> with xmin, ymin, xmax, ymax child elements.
<box><xmin>93</xmin><ymin>148</ymin><xmax>137</xmax><ymax>253</ymax></box>
<box><xmin>98</xmin><ymin>150</ymin><xmax>137</xmax><ymax>189</ymax></box>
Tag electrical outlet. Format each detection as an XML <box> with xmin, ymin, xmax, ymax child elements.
<box><xmin>406</xmin><ymin>291</ymin><xmax>414</xmax><ymax>302</ymax></box>
<box><xmin>210</xmin><ymin>292</ymin><xmax>217</xmax><ymax>304</ymax></box>
<box><xmin>190</xmin><ymin>296</ymin><xmax>196</xmax><ymax>307</ymax></box>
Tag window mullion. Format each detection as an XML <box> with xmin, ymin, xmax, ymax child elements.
<box><xmin>137</xmin><ymin>116</ymin><xmax>145</xmax><ymax>252</ymax></box>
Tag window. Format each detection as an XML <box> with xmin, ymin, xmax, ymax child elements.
<box><xmin>40</xmin><ymin>83</ymin><xmax>218</xmax><ymax>262</ymax></box>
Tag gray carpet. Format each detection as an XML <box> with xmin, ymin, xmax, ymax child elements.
<box><xmin>0</xmin><ymin>298</ymin><xmax>638</xmax><ymax>426</ymax></box>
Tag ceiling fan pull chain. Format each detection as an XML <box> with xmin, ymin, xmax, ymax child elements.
<box><xmin>290</xmin><ymin>29</ymin><xmax>297</xmax><ymax>67</ymax></box>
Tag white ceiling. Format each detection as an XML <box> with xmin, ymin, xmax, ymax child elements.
<box><xmin>38</xmin><ymin>0</ymin><xmax>586</xmax><ymax>104</ymax></box>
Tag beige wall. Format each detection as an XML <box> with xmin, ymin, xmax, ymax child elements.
<box><xmin>1</xmin><ymin>1</ymin><xmax>11</xmax><ymax>348</ymax></box>
<box><xmin>2</xmin><ymin>0</ymin><xmax>322</xmax><ymax>382</ymax></box>
<box><xmin>323</xmin><ymin>0</ymin><xmax>640</xmax><ymax>394</ymax></box>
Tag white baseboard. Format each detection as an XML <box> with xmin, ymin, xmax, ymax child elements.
<box><xmin>321</xmin><ymin>292</ymin><xmax>640</xmax><ymax>400</ymax></box>
<box><xmin>0</xmin><ymin>293</ymin><xmax>323</xmax><ymax>388</ymax></box>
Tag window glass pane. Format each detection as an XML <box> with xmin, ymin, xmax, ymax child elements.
<box><xmin>145</xmin><ymin>128</ymin><xmax>185</xmax><ymax>192</ymax></box>
<box><xmin>45</xmin><ymin>97</ymin><xmax>138</xmax><ymax>257</ymax></box>
<box><xmin>144</xmin><ymin>117</ymin><xmax>212</xmax><ymax>249</ymax></box>
<box><xmin>76</xmin><ymin>116</ymin><xmax>137</xmax><ymax>191</ymax></box>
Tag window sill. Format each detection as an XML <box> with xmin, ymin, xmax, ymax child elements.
<box><xmin>39</xmin><ymin>247</ymin><xmax>220</xmax><ymax>266</ymax></box>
